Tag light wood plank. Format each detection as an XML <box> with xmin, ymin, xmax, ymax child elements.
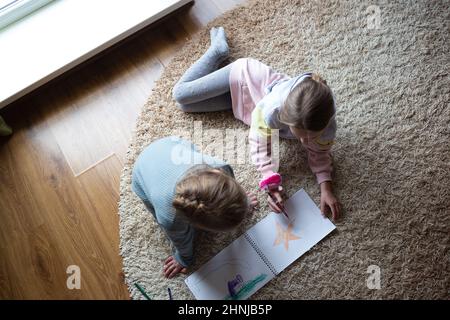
<box><xmin>44</xmin><ymin>48</ymin><xmax>164</xmax><ymax>174</ymax></box>
<box><xmin>76</xmin><ymin>153</ymin><xmax>123</xmax><ymax>259</ymax></box>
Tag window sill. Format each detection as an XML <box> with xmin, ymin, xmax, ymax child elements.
<box><xmin>0</xmin><ymin>0</ymin><xmax>192</xmax><ymax>109</ymax></box>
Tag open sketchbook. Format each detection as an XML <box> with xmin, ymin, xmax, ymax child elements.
<box><xmin>185</xmin><ymin>189</ymin><xmax>336</xmax><ymax>300</ymax></box>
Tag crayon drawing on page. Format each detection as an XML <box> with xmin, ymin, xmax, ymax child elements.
<box><xmin>187</xmin><ymin>258</ymin><xmax>270</xmax><ymax>300</ymax></box>
<box><xmin>224</xmin><ymin>273</ymin><xmax>268</xmax><ymax>300</ymax></box>
<box><xmin>188</xmin><ymin>259</ymin><xmax>250</xmax><ymax>289</ymax></box>
<box><xmin>273</xmin><ymin>221</ymin><xmax>300</xmax><ymax>251</ymax></box>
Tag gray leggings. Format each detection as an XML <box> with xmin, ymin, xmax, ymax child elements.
<box><xmin>172</xmin><ymin>50</ymin><xmax>234</xmax><ymax>112</ymax></box>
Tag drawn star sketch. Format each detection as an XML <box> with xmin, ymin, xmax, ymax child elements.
<box><xmin>273</xmin><ymin>221</ymin><xmax>300</xmax><ymax>250</ymax></box>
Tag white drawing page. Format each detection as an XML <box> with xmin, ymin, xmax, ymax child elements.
<box><xmin>246</xmin><ymin>189</ymin><xmax>336</xmax><ymax>273</ymax></box>
<box><xmin>185</xmin><ymin>234</ymin><xmax>275</xmax><ymax>300</ymax></box>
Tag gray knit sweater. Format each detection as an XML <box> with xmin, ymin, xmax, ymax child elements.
<box><xmin>131</xmin><ymin>136</ymin><xmax>234</xmax><ymax>267</ymax></box>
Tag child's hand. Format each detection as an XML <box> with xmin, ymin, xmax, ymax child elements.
<box><xmin>163</xmin><ymin>256</ymin><xmax>187</xmax><ymax>279</ymax></box>
<box><xmin>246</xmin><ymin>191</ymin><xmax>259</xmax><ymax>213</ymax></box>
<box><xmin>320</xmin><ymin>181</ymin><xmax>341</xmax><ymax>221</ymax></box>
<box><xmin>267</xmin><ymin>185</ymin><xmax>285</xmax><ymax>213</ymax></box>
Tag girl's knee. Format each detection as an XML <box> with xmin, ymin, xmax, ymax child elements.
<box><xmin>172</xmin><ymin>83</ymin><xmax>193</xmax><ymax>106</ymax></box>
<box><xmin>173</xmin><ymin>83</ymin><xmax>194</xmax><ymax>112</ymax></box>
<box><xmin>172</xmin><ymin>84</ymin><xmax>183</xmax><ymax>103</ymax></box>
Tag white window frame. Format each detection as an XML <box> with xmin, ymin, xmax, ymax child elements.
<box><xmin>0</xmin><ymin>0</ymin><xmax>193</xmax><ymax>109</ymax></box>
<box><xmin>0</xmin><ymin>0</ymin><xmax>53</xmax><ymax>30</ymax></box>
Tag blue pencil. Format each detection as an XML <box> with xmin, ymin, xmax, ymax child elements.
<box><xmin>168</xmin><ymin>287</ymin><xmax>173</xmax><ymax>300</ymax></box>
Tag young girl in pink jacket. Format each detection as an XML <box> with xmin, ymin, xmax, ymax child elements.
<box><xmin>173</xmin><ymin>27</ymin><xmax>341</xmax><ymax>220</ymax></box>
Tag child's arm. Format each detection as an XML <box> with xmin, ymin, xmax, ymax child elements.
<box><xmin>304</xmin><ymin>143</ymin><xmax>333</xmax><ymax>184</ymax></box>
<box><xmin>303</xmin><ymin>121</ymin><xmax>341</xmax><ymax>220</ymax></box>
<box><xmin>163</xmin><ymin>220</ymin><xmax>195</xmax><ymax>277</ymax></box>
<box><xmin>248</xmin><ymin>106</ymin><xmax>282</xmax><ymax>189</ymax></box>
<box><xmin>249</xmin><ymin>107</ymin><xmax>287</xmax><ymax>213</ymax></box>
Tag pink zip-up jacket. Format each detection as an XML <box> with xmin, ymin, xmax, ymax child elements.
<box><xmin>229</xmin><ymin>58</ymin><xmax>336</xmax><ymax>188</ymax></box>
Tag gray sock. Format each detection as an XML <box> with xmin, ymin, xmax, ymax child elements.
<box><xmin>173</xmin><ymin>27</ymin><xmax>233</xmax><ymax>110</ymax></box>
<box><xmin>177</xmin><ymin>27</ymin><xmax>230</xmax><ymax>83</ymax></box>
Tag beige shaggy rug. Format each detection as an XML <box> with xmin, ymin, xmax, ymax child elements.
<box><xmin>118</xmin><ymin>0</ymin><xmax>449</xmax><ymax>299</ymax></box>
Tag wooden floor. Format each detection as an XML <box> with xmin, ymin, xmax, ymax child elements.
<box><xmin>0</xmin><ymin>0</ymin><xmax>246</xmax><ymax>299</ymax></box>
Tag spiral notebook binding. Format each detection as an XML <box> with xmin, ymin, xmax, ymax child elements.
<box><xmin>244</xmin><ymin>233</ymin><xmax>278</xmax><ymax>276</ymax></box>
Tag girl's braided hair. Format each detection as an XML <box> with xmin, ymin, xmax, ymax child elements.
<box><xmin>172</xmin><ymin>166</ymin><xmax>248</xmax><ymax>231</ymax></box>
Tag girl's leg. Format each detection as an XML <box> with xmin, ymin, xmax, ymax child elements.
<box><xmin>177</xmin><ymin>91</ymin><xmax>232</xmax><ymax>113</ymax></box>
<box><xmin>172</xmin><ymin>27</ymin><xmax>233</xmax><ymax>112</ymax></box>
